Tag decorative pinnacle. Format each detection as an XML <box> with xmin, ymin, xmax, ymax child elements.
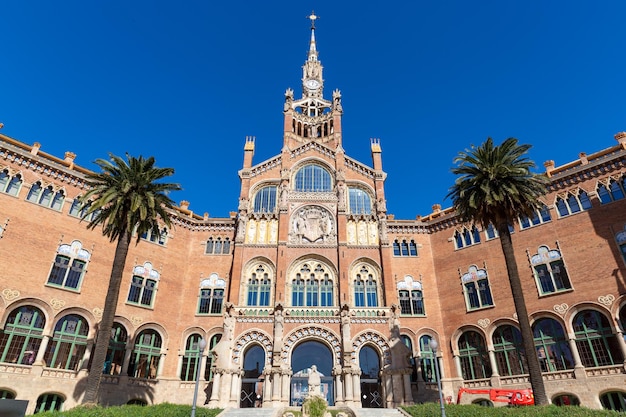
<box><xmin>308</xmin><ymin>11</ymin><xmax>319</xmax><ymax>28</ymax></box>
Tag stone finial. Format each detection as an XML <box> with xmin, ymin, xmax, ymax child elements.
<box><xmin>179</xmin><ymin>200</ymin><xmax>190</xmax><ymax>211</ymax></box>
<box><xmin>432</xmin><ymin>204</ymin><xmax>442</xmax><ymax>213</ymax></box>
<box><xmin>579</xmin><ymin>152</ymin><xmax>588</xmax><ymax>165</ymax></box>
<box><xmin>544</xmin><ymin>160</ymin><xmax>555</xmax><ymax>177</ymax></box>
<box><xmin>615</xmin><ymin>132</ymin><xmax>626</xmax><ymax>149</ymax></box>
<box><xmin>370</xmin><ymin>138</ymin><xmax>382</xmax><ymax>153</ymax></box>
<box><xmin>229</xmin><ymin>211</ymin><xmax>238</xmax><ymax>219</ymax></box>
<box><xmin>204</xmin><ymin>212</ymin><xmax>210</xmax><ymax>220</ymax></box>
<box><xmin>0</xmin><ymin>123</ymin><xmax>4</xmax><ymax>129</ymax></box>
<box><xmin>244</xmin><ymin>136</ymin><xmax>255</xmax><ymax>151</ymax></box>
<box><xmin>64</xmin><ymin>151</ymin><xmax>76</xmax><ymax>169</ymax></box>
<box><xmin>31</xmin><ymin>142</ymin><xmax>41</xmax><ymax>155</ymax></box>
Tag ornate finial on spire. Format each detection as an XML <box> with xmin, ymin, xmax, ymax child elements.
<box><xmin>308</xmin><ymin>11</ymin><xmax>319</xmax><ymax>28</ymax></box>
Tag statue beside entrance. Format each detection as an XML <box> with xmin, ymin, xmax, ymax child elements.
<box><xmin>307</xmin><ymin>365</ymin><xmax>322</xmax><ymax>398</ymax></box>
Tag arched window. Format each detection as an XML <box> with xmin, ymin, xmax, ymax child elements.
<box><xmin>205</xmin><ymin>238</ymin><xmax>214</xmax><ymax>254</ymax></box>
<box><xmin>246</xmin><ymin>264</ymin><xmax>271</xmax><ymax>306</ymax></box>
<box><xmin>555</xmin><ymin>190</ymin><xmax>592</xmax><ymax>217</ymax></box>
<box><xmin>553</xmin><ymin>394</ymin><xmax>580</xmax><ymax>406</ymax></box>
<box><xmin>26</xmin><ymin>182</ymin><xmax>64</xmax><ymax>210</ymax></box>
<box><xmin>181</xmin><ymin>333</ymin><xmax>204</xmax><ymax>381</ymax></box>
<box><xmin>398</xmin><ymin>277</ymin><xmax>425</xmax><ymax>316</ymax></box>
<box><xmin>597</xmin><ymin>178</ymin><xmax>626</xmax><ymax>204</ymax></box>
<box><xmin>485</xmin><ymin>224</ymin><xmax>497</xmax><ymax>240</ymax></box>
<box><xmin>573</xmin><ymin>310</ymin><xmax>623</xmax><ymax>367</ymax></box>
<box><xmin>519</xmin><ymin>204</ymin><xmax>551</xmax><ymax>229</ymax></box>
<box><xmin>0</xmin><ymin>305</ymin><xmax>45</xmax><ymax>364</ymax></box>
<box><xmin>454</xmin><ymin>226</ymin><xmax>481</xmax><ymax>249</ymax></box>
<box><xmin>105</xmin><ymin>323</ymin><xmax>127</xmax><ymax>375</ymax></box>
<box><xmin>458</xmin><ymin>331</ymin><xmax>491</xmax><ymax>380</ymax></box>
<box><xmin>393</xmin><ymin>239</ymin><xmax>418</xmax><ymax>257</ymax></box>
<box><xmin>461</xmin><ymin>266</ymin><xmax>493</xmax><ymax>310</ymax></box>
<box><xmin>532</xmin><ymin>317</ymin><xmax>574</xmax><ymax>372</ymax></box>
<box><xmin>492</xmin><ymin>325</ymin><xmax>526</xmax><ymax>376</ymax></box>
<box><xmin>354</xmin><ymin>265</ymin><xmax>378</xmax><ymax>307</ymax></box>
<box><xmin>0</xmin><ymin>170</ymin><xmax>22</xmax><ymax>196</ymax></box>
<box><xmin>530</xmin><ymin>246</ymin><xmax>571</xmax><ymax>295</ymax></box>
<box><xmin>68</xmin><ymin>198</ymin><xmax>99</xmax><ymax>221</ymax></box>
<box><xmin>419</xmin><ymin>335</ymin><xmax>437</xmax><ymax>383</ymax></box>
<box><xmin>34</xmin><ymin>393</ymin><xmax>64</xmax><ymax>413</ymax></box>
<box><xmin>601</xmin><ymin>391</ymin><xmax>626</xmax><ymax>412</ymax></box>
<box><xmin>47</xmin><ymin>241</ymin><xmax>91</xmax><ymax>291</ymax></box>
<box><xmin>253</xmin><ymin>185</ymin><xmax>277</xmax><ymax>213</ymax></box>
<box><xmin>129</xmin><ymin>330</ymin><xmax>162</xmax><ymax>379</ymax></box>
<box><xmin>291</xmin><ymin>263</ymin><xmax>334</xmax><ymax>307</ymax></box>
<box><xmin>140</xmin><ymin>226</ymin><xmax>168</xmax><ymax>245</ymax></box>
<box><xmin>198</xmin><ymin>274</ymin><xmax>226</xmax><ymax>315</ymax></box>
<box><xmin>348</xmin><ymin>188</ymin><xmax>372</xmax><ymax>214</ymax></box>
<box><xmin>127</xmin><ymin>263</ymin><xmax>160</xmax><ymax>308</ymax></box>
<box><xmin>0</xmin><ymin>389</ymin><xmax>15</xmax><ymax>399</ymax></box>
<box><xmin>294</xmin><ymin>164</ymin><xmax>332</xmax><ymax>192</ymax></box>
<box><xmin>44</xmin><ymin>314</ymin><xmax>89</xmax><ymax>371</ymax></box>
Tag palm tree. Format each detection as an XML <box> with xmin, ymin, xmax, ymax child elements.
<box><xmin>447</xmin><ymin>137</ymin><xmax>549</xmax><ymax>405</ymax></box>
<box><xmin>80</xmin><ymin>153</ymin><xmax>181</xmax><ymax>405</ymax></box>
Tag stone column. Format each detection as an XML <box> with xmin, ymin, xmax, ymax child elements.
<box><xmin>488</xmin><ymin>349</ymin><xmax>499</xmax><ymax>376</ymax></box>
<box><xmin>281</xmin><ymin>370</ymin><xmax>291</xmax><ymax>405</ymax></box>
<box><xmin>220</xmin><ymin>372</ymin><xmax>233</xmax><ymax>406</ymax></box>
<box><xmin>343</xmin><ymin>369</ymin><xmax>353</xmax><ymax>405</ymax></box>
<box><xmin>262</xmin><ymin>368</ymin><xmax>272</xmax><ymax>407</ymax></box>
<box><xmin>208</xmin><ymin>371</ymin><xmax>221</xmax><ymax>405</ymax></box>
<box><xmin>568</xmin><ymin>337</ymin><xmax>584</xmax><ymax>368</ymax></box>
<box><xmin>272</xmin><ymin>370</ymin><xmax>281</xmax><ymax>401</ymax></box>
<box><xmin>121</xmin><ymin>346</ymin><xmax>133</xmax><ymax>375</ymax></box>
<box><xmin>453</xmin><ymin>354</ymin><xmax>462</xmax><ymax>379</ymax></box>
<box><xmin>333</xmin><ymin>366</ymin><xmax>344</xmax><ymax>405</ymax></box>
<box><xmin>352</xmin><ymin>370</ymin><xmax>361</xmax><ymax>407</ymax></box>
<box><xmin>34</xmin><ymin>335</ymin><xmax>50</xmax><ymax>365</ymax></box>
<box><xmin>402</xmin><ymin>371</ymin><xmax>413</xmax><ymax>404</ymax></box>
<box><xmin>230</xmin><ymin>370</ymin><xmax>241</xmax><ymax>405</ymax></box>
<box><xmin>437</xmin><ymin>355</ymin><xmax>446</xmax><ymax>379</ymax></box>
<box><xmin>156</xmin><ymin>352</ymin><xmax>166</xmax><ymax>377</ymax></box>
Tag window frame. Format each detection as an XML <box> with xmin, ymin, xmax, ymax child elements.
<box><xmin>461</xmin><ymin>266</ymin><xmax>494</xmax><ymax>311</ymax></box>
<box><xmin>530</xmin><ymin>246</ymin><xmax>572</xmax><ymax>296</ymax></box>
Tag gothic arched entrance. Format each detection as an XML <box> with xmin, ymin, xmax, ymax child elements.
<box><xmin>290</xmin><ymin>340</ymin><xmax>334</xmax><ymax>406</ymax></box>
<box><xmin>360</xmin><ymin>345</ymin><xmax>382</xmax><ymax>408</ymax></box>
<box><xmin>240</xmin><ymin>344</ymin><xmax>265</xmax><ymax>408</ymax></box>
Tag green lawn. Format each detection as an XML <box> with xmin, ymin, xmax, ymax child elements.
<box><xmin>31</xmin><ymin>403</ymin><xmax>223</xmax><ymax>417</ymax></box>
<box><xmin>402</xmin><ymin>403</ymin><xmax>625</xmax><ymax>416</ymax></box>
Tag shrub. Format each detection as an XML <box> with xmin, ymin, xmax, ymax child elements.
<box><xmin>302</xmin><ymin>396</ymin><xmax>327</xmax><ymax>417</ymax></box>
<box><xmin>31</xmin><ymin>403</ymin><xmax>222</xmax><ymax>417</ymax></box>
<box><xmin>401</xmin><ymin>403</ymin><xmax>625</xmax><ymax>417</ymax></box>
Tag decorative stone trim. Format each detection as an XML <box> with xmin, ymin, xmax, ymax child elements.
<box><xmin>351</xmin><ymin>331</ymin><xmax>391</xmax><ymax>366</ymax></box>
<box><xmin>1</xmin><ymin>288</ymin><xmax>20</xmax><ymax>301</ymax></box>
<box><xmin>92</xmin><ymin>307</ymin><xmax>103</xmax><ymax>319</ymax></box>
<box><xmin>553</xmin><ymin>303</ymin><xmax>568</xmax><ymax>315</ymax></box>
<box><xmin>50</xmin><ymin>298</ymin><xmax>65</xmax><ymax>310</ymax></box>
<box><xmin>233</xmin><ymin>330</ymin><xmax>273</xmax><ymax>365</ymax></box>
<box><xmin>477</xmin><ymin>318</ymin><xmax>490</xmax><ymax>328</ymax></box>
<box><xmin>130</xmin><ymin>316</ymin><xmax>143</xmax><ymax>326</ymax></box>
<box><xmin>282</xmin><ymin>326</ymin><xmax>341</xmax><ymax>365</ymax></box>
<box><xmin>598</xmin><ymin>294</ymin><xmax>615</xmax><ymax>306</ymax></box>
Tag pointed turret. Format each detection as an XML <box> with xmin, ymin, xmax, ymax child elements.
<box><xmin>283</xmin><ymin>12</ymin><xmax>343</xmax><ymax>149</ymax></box>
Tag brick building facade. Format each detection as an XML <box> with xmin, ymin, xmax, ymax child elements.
<box><xmin>1</xmin><ymin>16</ymin><xmax>626</xmax><ymax>414</ymax></box>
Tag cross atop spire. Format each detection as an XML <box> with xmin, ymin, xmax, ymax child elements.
<box><xmin>307</xmin><ymin>11</ymin><xmax>319</xmax><ymax>28</ymax></box>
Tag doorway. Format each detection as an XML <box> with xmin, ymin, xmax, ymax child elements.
<box><xmin>359</xmin><ymin>345</ymin><xmax>382</xmax><ymax>408</ymax></box>
<box><xmin>290</xmin><ymin>340</ymin><xmax>334</xmax><ymax>406</ymax></box>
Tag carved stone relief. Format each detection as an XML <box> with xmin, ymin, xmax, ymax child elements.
<box><xmin>246</xmin><ymin>219</ymin><xmax>279</xmax><ymax>244</ymax></box>
<box><xmin>289</xmin><ymin>206</ymin><xmax>336</xmax><ymax>245</ymax></box>
<box><xmin>347</xmin><ymin>219</ymin><xmax>379</xmax><ymax>246</ymax></box>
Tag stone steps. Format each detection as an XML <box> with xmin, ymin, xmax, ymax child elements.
<box><xmin>353</xmin><ymin>408</ymin><xmax>404</xmax><ymax>417</ymax></box>
<box><xmin>217</xmin><ymin>407</ymin><xmax>279</xmax><ymax>417</ymax></box>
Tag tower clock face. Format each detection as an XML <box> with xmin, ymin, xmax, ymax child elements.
<box><xmin>305</xmin><ymin>79</ymin><xmax>320</xmax><ymax>89</ymax></box>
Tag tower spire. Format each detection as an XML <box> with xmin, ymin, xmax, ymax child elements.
<box><xmin>308</xmin><ymin>11</ymin><xmax>318</xmax><ymax>60</ymax></box>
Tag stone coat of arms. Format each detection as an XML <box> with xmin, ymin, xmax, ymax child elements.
<box><xmin>290</xmin><ymin>206</ymin><xmax>336</xmax><ymax>244</ymax></box>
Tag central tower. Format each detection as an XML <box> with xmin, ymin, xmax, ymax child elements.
<box><xmin>283</xmin><ymin>12</ymin><xmax>343</xmax><ymax>149</ymax></box>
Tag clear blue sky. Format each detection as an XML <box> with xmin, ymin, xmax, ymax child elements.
<box><xmin>2</xmin><ymin>1</ymin><xmax>625</xmax><ymax>219</ymax></box>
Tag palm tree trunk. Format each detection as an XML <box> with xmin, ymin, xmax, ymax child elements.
<box><xmin>496</xmin><ymin>223</ymin><xmax>548</xmax><ymax>405</ymax></box>
<box><xmin>83</xmin><ymin>229</ymin><xmax>131</xmax><ymax>405</ymax></box>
